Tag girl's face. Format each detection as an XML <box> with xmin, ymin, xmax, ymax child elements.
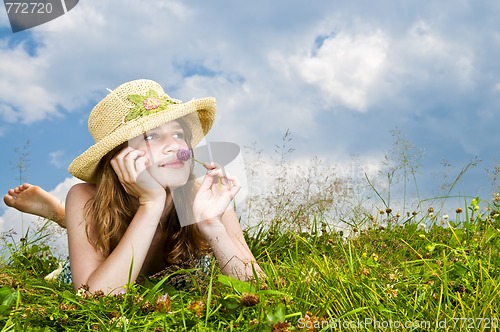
<box><xmin>127</xmin><ymin>120</ymin><xmax>191</xmax><ymax>189</ymax></box>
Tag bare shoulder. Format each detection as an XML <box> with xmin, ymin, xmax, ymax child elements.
<box><xmin>65</xmin><ymin>183</ymin><xmax>96</xmax><ymax>227</ymax></box>
<box><xmin>67</xmin><ymin>182</ymin><xmax>96</xmax><ymax>200</ymax></box>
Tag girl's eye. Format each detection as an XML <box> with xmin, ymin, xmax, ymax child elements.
<box><xmin>144</xmin><ymin>133</ymin><xmax>158</xmax><ymax>141</ymax></box>
<box><xmin>173</xmin><ymin>132</ymin><xmax>184</xmax><ymax>139</ymax></box>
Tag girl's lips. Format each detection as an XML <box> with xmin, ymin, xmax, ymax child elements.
<box><xmin>160</xmin><ymin>159</ymin><xmax>184</xmax><ymax>168</ymax></box>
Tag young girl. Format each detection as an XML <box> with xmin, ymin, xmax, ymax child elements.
<box><xmin>3</xmin><ymin>79</ymin><xmax>263</xmax><ymax>294</ymax></box>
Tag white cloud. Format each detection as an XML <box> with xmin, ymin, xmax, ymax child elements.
<box><xmin>49</xmin><ymin>150</ymin><xmax>65</xmax><ymax>168</ymax></box>
<box><xmin>389</xmin><ymin>20</ymin><xmax>475</xmax><ymax>89</ymax></box>
<box><xmin>0</xmin><ymin>0</ymin><xmax>498</xmax><ymax>210</ymax></box>
<box><xmin>0</xmin><ymin>42</ymin><xmax>60</xmax><ymax>123</ymax></box>
<box><xmin>0</xmin><ymin>0</ymin><xmax>331</xmax><ymax>147</ymax></box>
<box><xmin>0</xmin><ymin>0</ymin><xmax>198</xmax><ymax>125</ymax></box>
<box><xmin>286</xmin><ymin>30</ymin><xmax>389</xmax><ymax>112</ymax></box>
<box><xmin>50</xmin><ymin>177</ymin><xmax>82</xmax><ymax>201</ymax></box>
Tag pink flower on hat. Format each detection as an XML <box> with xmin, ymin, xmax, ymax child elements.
<box><xmin>143</xmin><ymin>97</ymin><xmax>161</xmax><ymax>110</ymax></box>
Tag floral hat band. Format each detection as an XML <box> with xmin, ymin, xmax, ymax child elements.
<box><xmin>107</xmin><ymin>88</ymin><xmax>183</xmax><ymax>123</ymax></box>
<box><xmin>68</xmin><ymin>79</ymin><xmax>216</xmax><ymax>183</ymax></box>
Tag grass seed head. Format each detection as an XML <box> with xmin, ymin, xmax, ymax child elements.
<box><xmin>241</xmin><ymin>293</ymin><xmax>260</xmax><ymax>306</ymax></box>
<box><xmin>271</xmin><ymin>321</ymin><xmax>291</xmax><ymax>332</ymax></box>
<box><xmin>187</xmin><ymin>300</ymin><xmax>205</xmax><ymax>317</ymax></box>
<box><xmin>155</xmin><ymin>294</ymin><xmax>171</xmax><ymax>313</ymax></box>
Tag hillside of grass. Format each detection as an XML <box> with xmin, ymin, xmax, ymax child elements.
<box><xmin>1</xmin><ymin>194</ymin><xmax>499</xmax><ymax>331</ymax></box>
<box><xmin>2</xmin><ymin>132</ymin><xmax>499</xmax><ymax>331</ymax></box>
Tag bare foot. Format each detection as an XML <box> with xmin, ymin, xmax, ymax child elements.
<box><xmin>3</xmin><ymin>183</ymin><xmax>66</xmax><ymax>228</ymax></box>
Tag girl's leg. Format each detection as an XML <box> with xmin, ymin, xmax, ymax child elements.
<box><xmin>3</xmin><ymin>183</ymin><xmax>66</xmax><ymax>228</ymax></box>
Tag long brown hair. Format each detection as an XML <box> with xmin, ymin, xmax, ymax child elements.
<box><xmin>84</xmin><ymin>118</ymin><xmax>210</xmax><ymax>267</ymax></box>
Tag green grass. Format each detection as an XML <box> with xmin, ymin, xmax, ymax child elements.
<box><xmin>1</xmin><ymin>196</ymin><xmax>499</xmax><ymax>331</ymax></box>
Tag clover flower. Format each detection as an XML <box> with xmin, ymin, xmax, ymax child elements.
<box><xmin>176</xmin><ymin>148</ymin><xmax>224</xmax><ymax>188</ymax></box>
<box><xmin>385</xmin><ymin>284</ymin><xmax>398</xmax><ymax>298</ymax></box>
<box><xmin>109</xmin><ymin>316</ymin><xmax>129</xmax><ymax>328</ymax></box>
<box><xmin>177</xmin><ymin>148</ymin><xmax>205</xmax><ymax>165</ymax></box>
<box><xmin>177</xmin><ymin>148</ymin><xmax>191</xmax><ymax>161</ymax></box>
<box><xmin>155</xmin><ymin>294</ymin><xmax>171</xmax><ymax>313</ymax></box>
<box><xmin>187</xmin><ymin>300</ymin><xmax>205</xmax><ymax>317</ymax></box>
<box><xmin>241</xmin><ymin>293</ymin><xmax>260</xmax><ymax>306</ymax></box>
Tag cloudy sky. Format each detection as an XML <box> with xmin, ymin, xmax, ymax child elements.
<box><xmin>1</xmin><ymin>0</ymin><xmax>499</xmax><ymax>242</ymax></box>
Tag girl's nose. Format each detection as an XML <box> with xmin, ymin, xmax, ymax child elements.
<box><xmin>162</xmin><ymin>135</ymin><xmax>181</xmax><ymax>154</ymax></box>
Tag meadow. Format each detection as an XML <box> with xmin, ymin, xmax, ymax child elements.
<box><xmin>1</xmin><ymin>133</ymin><xmax>499</xmax><ymax>331</ymax></box>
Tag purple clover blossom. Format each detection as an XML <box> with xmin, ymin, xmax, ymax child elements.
<box><xmin>177</xmin><ymin>148</ymin><xmax>206</xmax><ymax>166</ymax></box>
<box><xmin>176</xmin><ymin>148</ymin><xmax>191</xmax><ymax>162</ymax></box>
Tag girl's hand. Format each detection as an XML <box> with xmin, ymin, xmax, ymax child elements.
<box><xmin>193</xmin><ymin>167</ymin><xmax>240</xmax><ymax>228</ymax></box>
<box><xmin>110</xmin><ymin>146</ymin><xmax>166</xmax><ymax>205</ymax></box>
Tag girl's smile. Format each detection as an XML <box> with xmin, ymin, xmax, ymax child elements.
<box><xmin>159</xmin><ymin>158</ymin><xmax>185</xmax><ymax>169</ymax></box>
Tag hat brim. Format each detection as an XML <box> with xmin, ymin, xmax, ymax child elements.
<box><xmin>68</xmin><ymin>97</ymin><xmax>216</xmax><ymax>183</ymax></box>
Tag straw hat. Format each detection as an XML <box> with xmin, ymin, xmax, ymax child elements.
<box><xmin>68</xmin><ymin>79</ymin><xmax>216</xmax><ymax>183</ymax></box>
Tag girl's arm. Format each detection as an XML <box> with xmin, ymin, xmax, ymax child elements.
<box><xmin>220</xmin><ymin>208</ymin><xmax>259</xmax><ymax>265</ymax></box>
<box><xmin>193</xmin><ymin>169</ymin><xmax>265</xmax><ymax>280</ymax></box>
<box><xmin>66</xmin><ymin>183</ymin><xmax>165</xmax><ymax>294</ymax></box>
<box><xmin>66</xmin><ymin>147</ymin><xmax>167</xmax><ymax>294</ymax></box>
<box><xmin>204</xmin><ymin>209</ymin><xmax>265</xmax><ymax>280</ymax></box>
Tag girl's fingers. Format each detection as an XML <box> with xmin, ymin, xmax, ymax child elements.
<box><xmin>122</xmin><ymin>150</ymin><xmax>140</xmax><ymax>180</ymax></box>
<box><xmin>198</xmin><ymin>168</ymin><xmax>227</xmax><ymax>192</ymax></box>
<box><xmin>135</xmin><ymin>156</ymin><xmax>148</xmax><ymax>175</ymax></box>
<box><xmin>110</xmin><ymin>158</ymin><xmax>123</xmax><ymax>181</ymax></box>
<box><xmin>203</xmin><ymin>168</ymin><xmax>240</xmax><ymax>195</ymax></box>
<box><xmin>111</xmin><ymin>147</ymin><xmax>132</xmax><ymax>181</ymax></box>
<box><xmin>198</xmin><ymin>169</ymin><xmax>217</xmax><ymax>192</ymax></box>
<box><xmin>221</xmin><ymin>173</ymin><xmax>240</xmax><ymax>198</ymax></box>
<box><xmin>203</xmin><ymin>162</ymin><xmax>218</xmax><ymax>170</ymax></box>
<box><xmin>207</xmin><ymin>168</ymin><xmax>224</xmax><ymax>178</ymax></box>
<box><xmin>226</xmin><ymin>174</ymin><xmax>241</xmax><ymax>196</ymax></box>
<box><xmin>111</xmin><ymin>147</ymin><xmax>147</xmax><ymax>183</ymax></box>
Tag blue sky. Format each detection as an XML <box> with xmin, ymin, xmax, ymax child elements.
<box><xmin>1</xmin><ymin>1</ymin><xmax>500</xmax><ymax>240</ymax></box>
